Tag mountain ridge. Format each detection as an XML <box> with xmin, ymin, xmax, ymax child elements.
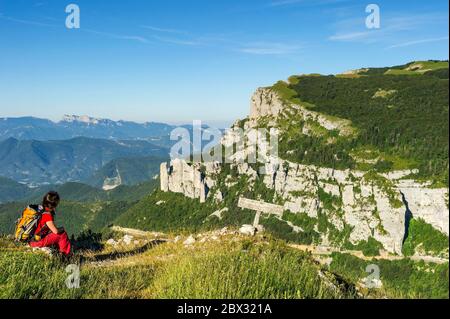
<box><xmin>0</xmin><ymin>115</ymin><xmax>175</xmax><ymax>141</ymax></box>
<box><xmin>0</xmin><ymin>137</ymin><xmax>168</xmax><ymax>186</ymax></box>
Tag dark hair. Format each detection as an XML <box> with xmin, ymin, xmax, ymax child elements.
<box><xmin>42</xmin><ymin>191</ymin><xmax>60</xmax><ymax>209</ymax></box>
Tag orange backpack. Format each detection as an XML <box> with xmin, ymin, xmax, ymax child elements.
<box><xmin>14</xmin><ymin>205</ymin><xmax>45</xmax><ymax>242</ymax></box>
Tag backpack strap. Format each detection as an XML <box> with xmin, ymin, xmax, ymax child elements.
<box><xmin>34</xmin><ymin>210</ymin><xmax>54</xmax><ymax>240</ymax></box>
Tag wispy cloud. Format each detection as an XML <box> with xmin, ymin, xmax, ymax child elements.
<box><xmin>84</xmin><ymin>29</ymin><xmax>149</xmax><ymax>44</ymax></box>
<box><xmin>33</xmin><ymin>2</ymin><xmax>47</xmax><ymax>7</ymax></box>
<box><xmin>237</xmin><ymin>42</ymin><xmax>302</xmax><ymax>55</ymax></box>
<box><xmin>150</xmin><ymin>34</ymin><xmax>199</xmax><ymax>46</ymax></box>
<box><xmin>269</xmin><ymin>0</ymin><xmax>348</xmax><ymax>7</ymax></box>
<box><xmin>328</xmin><ymin>12</ymin><xmax>448</xmax><ymax>44</ymax></box>
<box><xmin>387</xmin><ymin>37</ymin><xmax>449</xmax><ymax>49</ymax></box>
<box><xmin>0</xmin><ymin>13</ymin><xmax>149</xmax><ymax>44</ymax></box>
<box><xmin>141</xmin><ymin>25</ymin><xmax>202</xmax><ymax>46</ymax></box>
<box><xmin>141</xmin><ymin>25</ymin><xmax>188</xmax><ymax>35</ymax></box>
<box><xmin>0</xmin><ymin>13</ymin><xmax>57</xmax><ymax>27</ymax></box>
<box><xmin>329</xmin><ymin>31</ymin><xmax>373</xmax><ymax>41</ymax></box>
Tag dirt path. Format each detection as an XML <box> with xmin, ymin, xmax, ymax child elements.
<box><xmin>83</xmin><ymin>226</ymin><xmax>449</xmax><ymax>267</ymax></box>
<box><xmin>288</xmin><ymin>244</ymin><xmax>449</xmax><ymax>264</ymax></box>
<box><xmin>82</xmin><ymin>227</ymin><xmax>170</xmax><ymax>267</ymax></box>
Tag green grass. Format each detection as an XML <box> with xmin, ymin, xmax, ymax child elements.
<box><xmin>0</xmin><ymin>236</ymin><xmax>356</xmax><ymax>299</ymax></box>
<box><xmin>114</xmin><ymin>190</ymin><xmax>214</xmax><ymax>234</ymax></box>
<box><xmin>385</xmin><ymin>61</ymin><xmax>449</xmax><ymax>75</ymax></box>
<box><xmin>261</xmin><ymin>216</ymin><xmax>319</xmax><ymax>245</ymax></box>
<box><xmin>345</xmin><ymin>237</ymin><xmax>383</xmax><ymax>257</ymax></box>
<box><xmin>330</xmin><ymin>252</ymin><xmax>449</xmax><ymax>299</ymax></box>
<box><xmin>143</xmin><ymin>239</ymin><xmax>354</xmax><ymax>299</ymax></box>
<box><xmin>277</xmin><ymin>64</ymin><xmax>449</xmax><ymax>185</ymax></box>
<box><xmin>402</xmin><ymin>218</ymin><xmax>449</xmax><ymax>257</ymax></box>
<box><xmin>2</xmin><ymin>235</ymin><xmax>446</xmax><ymax>299</ymax></box>
<box><xmin>0</xmin><ymin>248</ymin><xmax>156</xmax><ymax>299</ymax></box>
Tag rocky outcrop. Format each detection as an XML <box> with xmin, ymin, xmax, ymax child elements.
<box><xmin>102</xmin><ymin>168</ymin><xmax>122</xmax><ymax>190</ymax></box>
<box><xmin>159</xmin><ymin>156</ymin><xmax>448</xmax><ymax>255</ymax></box>
<box><xmin>249</xmin><ymin>87</ymin><xmax>354</xmax><ymax>136</ymax></box>
<box><xmin>259</xmin><ymin>158</ymin><xmax>410</xmax><ymax>254</ymax></box>
<box><xmin>160</xmin><ymin>159</ymin><xmax>220</xmax><ymax>203</ymax></box>
<box><xmin>396</xmin><ymin>180</ymin><xmax>449</xmax><ymax>236</ymax></box>
<box><xmin>250</xmin><ymin>88</ymin><xmax>284</xmax><ymax>119</ymax></box>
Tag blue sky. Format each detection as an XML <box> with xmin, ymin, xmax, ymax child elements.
<box><xmin>0</xmin><ymin>0</ymin><xmax>448</xmax><ymax>126</ymax></box>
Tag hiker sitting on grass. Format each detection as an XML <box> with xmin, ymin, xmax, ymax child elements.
<box><xmin>29</xmin><ymin>191</ymin><xmax>71</xmax><ymax>256</ymax></box>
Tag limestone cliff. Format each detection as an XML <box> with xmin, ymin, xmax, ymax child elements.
<box><xmin>160</xmin><ymin>87</ymin><xmax>449</xmax><ymax>256</ymax></box>
<box><xmin>250</xmin><ymin>87</ymin><xmax>285</xmax><ymax>119</ymax></box>
<box><xmin>160</xmin><ymin>159</ymin><xmax>220</xmax><ymax>203</ymax></box>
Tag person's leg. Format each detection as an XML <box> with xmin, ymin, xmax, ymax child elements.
<box><xmin>57</xmin><ymin>232</ymin><xmax>71</xmax><ymax>255</ymax></box>
<box><xmin>30</xmin><ymin>232</ymin><xmax>71</xmax><ymax>255</ymax></box>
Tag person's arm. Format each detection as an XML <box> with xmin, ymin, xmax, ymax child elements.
<box><xmin>45</xmin><ymin>221</ymin><xmax>64</xmax><ymax>234</ymax></box>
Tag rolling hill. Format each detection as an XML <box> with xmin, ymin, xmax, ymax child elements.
<box><xmin>0</xmin><ymin>179</ymin><xmax>158</xmax><ymax>235</ymax></box>
<box><xmin>86</xmin><ymin>156</ymin><xmax>162</xmax><ymax>189</ymax></box>
<box><xmin>0</xmin><ymin>177</ymin><xmax>30</xmax><ymax>203</ymax></box>
<box><xmin>0</xmin><ymin>137</ymin><xmax>168</xmax><ymax>186</ymax></box>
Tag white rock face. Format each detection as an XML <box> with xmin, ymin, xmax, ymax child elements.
<box><xmin>250</xmin><ymin>87</ymin><xmax>354</xmax><ymax>136</ymax></box>
<box><xmin>397</xmin><ymin>180</ymin><xmax>449</xmax><ymax>236</ymax></box>
<box><xmin>160</xmin><ymin>159</ymin><xmax>220</xmax><ymax>203</ymax></box>
<box><xmin>250</xmin><ymin>88</ymin><xmax>284</xmax><ymax>119</ymax></box>
<box><xmin>253</xmin><ymin>156</ymin><xmax>448</xmax><ymax>255</ymax></box>
<box><xmin>160</xmin><ymin>162</ymin><xmax>169</xmax><ymax>192</ymax></box>
<box><xmin>159</xmin><ymin>156</ymin><xmax>448</xmax><ymax>255</ymax></box>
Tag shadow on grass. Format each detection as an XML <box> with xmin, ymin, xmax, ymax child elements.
<box><xmin>71</xmin><ymin>230</ymin><xmax>104</xmax><ymax>252</ymax></box>
<box><xmin>82</xmin><ymin>239</ymin><xmax>167</xmax><ymax>263</ymax></box>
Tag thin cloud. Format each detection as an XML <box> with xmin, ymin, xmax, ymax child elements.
<box><xmin>269</xmin><ymin>0</ymin><xmax>348</xmax><ymax>7</ymax></box>
<box><xmin>0</xmin><ymin>13</ymin><xmax>57</xmax><ymax>27</ymax></box>
<box><xmin>150</xmin><ymin>34</ymin><xmax>199</xmax><ymax>46</ymax></box>
<box><xmin>0</xmin><ymin>13</ymin><xmax>148</xmax><ymax>44</ymax></box>
<box><xmin>329</xmin><ymin>31</ymin><xmax>373</xmax><ymax>41</ymax></box>
<box><xmin>33</xmin><ymin>2</ymin><xmax>47</xmax><ymax>7</ymax></box>
<box><xmin>84</xmin><ymin>29</ymin><xmax>149</xmax><ymax>44</ymax></box>
<box><xmin>238</xmin><ymin>42</ymin><xmax>302</xmax><ymax>55</ymax></box>
<box><xmin>141</xmin><ymin>25</ymin><xmax>188</xmax><ymax>35</ymax></box>
<box><xmin>328</xmin><ymin>12</ymin><xmax>448</xmax><ymax>44</ymax></box>
<box><xmin>387</xmin><ymin>37</ymin><xmax>449</xmax><ymax>49</ymax></box>
<box><xmin>142</xmin><ymin>25</ymin><xmax>199</xmax><ymax>46</ymax></box>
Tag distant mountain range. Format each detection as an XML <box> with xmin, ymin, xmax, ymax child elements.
<box><xmin>0</xmin><ymin>115</ymin><xmax>175</xmax><ymax>141</ymax></box>
<box><xmin>0</xmin><ymin>176</ymin><xmax>158</xmax><ymax>205</ymax></box>
<box><xmin>0</xmin><ymin>137</ymin><xmax>168</xmax><ymax>186</ymax></box>
<box><xmin>0</xmin><ymin>115</ymin><xmax>223</xmax><ymax>201</ymax></box>
<box><xmin>86</xmin><ymin>156</ymin><xmax>163</xmax><ymax>189</ymax></box>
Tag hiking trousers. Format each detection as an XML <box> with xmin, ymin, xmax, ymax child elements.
<box><xmin>30</xmin><ymin>231</ymin><xmax>71</xmax><ymax>255</ymax></box>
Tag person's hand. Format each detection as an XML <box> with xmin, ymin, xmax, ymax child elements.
<box><xmin>57</xmin><ymin>227</ymin><xmax>65</xmax><ymax>234</ymax></box>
